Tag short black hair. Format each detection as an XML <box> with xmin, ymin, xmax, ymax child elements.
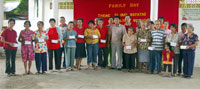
<box><xmin>68</xmin><ymin>21</ymin><xmax>74</xmax><ymax>26</ymax></box>
<box><xmin>181</xmin><ymin>23</ymin><xmax>187</xmax><ymax>27</ymax></box>
<box><xmin>37</xmin><ymin>21</ymin><xmax>44</xmax><ymax>26</ymax></box>
<box><xmin>170</xmin><ymin>23</ymin><xmax>177</xmax><ymax>29</ymax></box>
<box><xmin>60</xmin><ymin>16</ymin><xmax>65</xmax><ymax>19</ymax></box>
<box><xmin>114</xmin><ymin>16</ymin><xmax>120</xmax><ymax>20</ymax></box>
<box><xmin>150</xmin><ymin>21</ymin><xmax>154</xmax><ymax>24</ymax></box>
<box><xmin>158</xmin><ymin>16</ymin><xmax>164</xmax><ymax>20</ymax></box>
<box><xmin>165</xmin><ymin>42</ymin><xmax>172</xmax><ymax>51</ymax></box>
<box><xmin>24</xmin><ymin>20</ymin><xmax>31</xmax><ymax>27</ymax></box>
<box><xmin>49</xmin><ymin>18</ymin><xmax>56</xmax><ymax>23</ymax></box>
<box><xmin>88</xmin><ymin>20</ymin><xmax>94</xmax><ymax>24</ymax></box>
<box><xmin>77</xmin><ymin>18</ymin><xmax>83</xmax><ymax>22</ymax></box>
<box><xmin>125</xmin><ymin>15</ymin><xmax>131</xmax><ymax>18</ymax></box>
<box><xmin>98</xmin><ymin>18</ymin><xmax>104</xmax><ymax>22</ymax></box>
<box><xmin>8</xmin><ymin>18</ymin><xmax>15</xmax><ymax>24</ymax></box>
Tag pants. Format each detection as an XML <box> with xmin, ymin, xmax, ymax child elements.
<box><xmin>61</xmin><ymin>47</ymin><xmax>66</xmax><ymax>68</ymax></box>
<box><xmin>148</xmin><ymin>50</ymin><xmax>153</xmax><ymax>69</ymax></box>
<box><xmin>86</xmin><ymin>43</ymin><xmax>99</xmax><ymax>65</ymax></box>
<box><xmin>5</xmin><ymin>49</ymin><xmax>17</xmax><ymax>74</ymax></box>
<box><xmin>173</xmin><ymin>54</ymin><xmax>179</xmax><ymax>74</ymax></box>
<box><xmin>111</xmin><ymin>44</ymin><xmax>123</xmax><ymax>68</ymax></box>
<box><xmin>163</xmin><ymin>64</ymin><xmax>172</xmax><ymax>72</ymax></box>
<box><xmin>183</xmin><ymin>50</ymin><xmax>195</xmax><ymax>77</ymax></box>
<box><xmin>98</xmin><ymin>47</ymin><xmax>108</xmax><ymax>67</ymax></box>
<box><xmin>178</xmin><ymin>49</ymin><xmax>184</xmax><ymax>74</ymax></box>
<box><xmin>150</xmin><ymin>50</ymin><xmax>162</xmax><ymax>73</ymax></box>
<box><xmin>48</xmin><ymin>48</ymin><xmax>61</xmax><ymax>70</ymax></box>
<box><xmin>65</xmin><ymin>47</ymin><xmax>76</xmax><ymax>68</ymax></box>
<box><xmin>124</xmin><ymin>53</ymin><xmax>135</xmax><ymax>70</ymax></box>
<box><xmin>35</xmin><ymin>53</ymin><xmax>47</xmax><ymax>72</ymax></box>
<box><xmin>108</xmin><ymin>45</ymin><xmax>112</xmax><ymax>65</ymax></box>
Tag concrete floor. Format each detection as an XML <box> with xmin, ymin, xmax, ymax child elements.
<box><xmin>0</xmin><ymin>57</ymin><xmax>200</xmax><ymax>89</ymax></box>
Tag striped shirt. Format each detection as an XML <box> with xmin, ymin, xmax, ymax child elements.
<box><xmin>151</xmin><ymin>29</ymin><xmax>166</xmax><ymax>50</ymax></box>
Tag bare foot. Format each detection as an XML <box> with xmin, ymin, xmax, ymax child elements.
<box><xmin>49</xmin><ymin>70</ymin><xmax>53</xmax><ymax>73</ymax></box>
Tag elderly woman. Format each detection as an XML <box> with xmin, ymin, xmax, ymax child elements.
<box><xmin>137</xmin><ymin>21</ymin><xmax>151</xmax><ymax>73</ymax></box>
<box><xmin>34</xmin><ymin>21</ymin><xmax>48</xmax><ymax>74</ymax></box>
<box><xmin>166</xmin><ymin>23</ymin><xmax>182</xmax><ymax>76</ymax></box>
<box><xmin>18</xmin><ymin>21</ymin><xmax>35</xmax><ymax>75</ymax></box>
<box><xmin>181</xmin><ymin>24</ymin><xmax>199</xmax><ymax>78</ymax></box>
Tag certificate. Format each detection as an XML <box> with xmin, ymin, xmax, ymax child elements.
<box><xmin>140</xmin><ymin>39</ymin><xmax>147</xmax><ymax>42</ymax></box>
<box><xmin>180</xmin><ymin>46</ymin><xmax>187</xmax><ymax>49</ymax></box>
<box><xmin>25</xmin><ymin>41</ymin><xmax>31</xmax><ymax>45</ymax></box>
<box><xmin>13</xmin><ymin>43</ymin><xmax>20</xmax><ymax>47</ymax></box>
<box><xmin>170</xmin><ymin>42</ymin><xmax>177</xmax><ymax>47</ymax></box>
<box><xmin>78</xmin><ymin>35</ymin><xmax>84</xmax><ymax>38</ymax></box>
<box><xmin>69</xmin><ymin>36</ymin><xmax>75</xmax><ymax>39</ymax></box>
<box><xmin>51</xmin><ymin>40</ymin><xmax>58</xmax><ymax>43</ymax></box>
<box><xmin>126</xmin><ymin>46</ymin><xmax>131</xmax><ymax>49</ymax></box>
<box><xmin>100</xmin><ymin>40</ymin><xmax>106</xmax><ymax>43</ymax></box>
<box><xmin>148</xmin><ymin>47</ymin><xmax>155</xmax><ymax>50</ymax></box>
<box><xmin>93</xmin><ymin>35</ymin><xmax>98</xmax><ymax>39</ymax></box>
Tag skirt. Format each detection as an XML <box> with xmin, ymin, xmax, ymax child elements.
<box><xmin>75</xmin><ymin>43</ymin><xmax>86</xmax><ymax>59</ymax></box>
<box><xmin>138</xmin><ymin>50</ymin><xmax>149</xmax><ymax>62</ymax></box>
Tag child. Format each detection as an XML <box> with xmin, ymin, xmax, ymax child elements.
<box><xmin>162</xmin><ymin>42</ymin><xmax>175</xmax><ymax>78</ymax></box>
<box><xmin>63</xmin><ymin>21</ymin><xmax>77</xmax><ymax>71</ymax></box>
<box><xmin>123</xmin><ymin>27</ymin><xmax>137</xmax><ymax>72</ymax></box>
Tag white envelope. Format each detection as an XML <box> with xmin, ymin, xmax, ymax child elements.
<box><xmin>93</xmin><ymin>35</ymin><xmax>98</xmax><ymax>39</ymax></box>
<box><xmin>100</xmin><ymin>40</ymin><xmax>106</xmax><ymax>43</ymax></box>
<box><xmin>126</xmin><ymin>46</ymin><xmax>132</xmax><ymax>49</ymax></box>
<box><xmin>25</xmin><ymin>41</ymin><xmax>31</xmax><ymax>45</ymax></box>
<box><xmin>78</xmin><ymin>35</ymin><xmax>84</xmax><ymax>38</ymax></box>
<box><xmin>140</xmin><ymin>39</ymin><xmax>147</xmax><ymax>42</ymax></box>
<box><xmin>69</xmin><ymin>36</ymin><xmax>75</xmax><ymax>39</ymax></box>
<box><xmin>148</xmin><ymin>47</ymin><xmax>155</xmax><ymax>50</ymax></box>
<box><xmin>51</xmin><ymin>40</ymin><xmax>58</xmax><ymax>43</ymax></box>
<box><xmin>180</xmin><ymin>46</ymin><xmax>187</xmax><ymax>49</ymax></box>
<box><xmin>38</xmin><ymin>38</ymin><xmax>45</xmax><ymax>43</ymax></box>
<box><xmin>13</xmin><ymin>43</ymin><xmax>20</xmax><ymax>47</ymax></box>
<box><xmin>170</xmin><ymin>42</ymin><xmax>177</xmax><ymax>47</ymax></box>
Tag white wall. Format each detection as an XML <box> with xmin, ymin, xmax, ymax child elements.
<box><xmin>179</xmin><ymin>8</ymin><xmax>200</xmax><ymax>67</ymax></box>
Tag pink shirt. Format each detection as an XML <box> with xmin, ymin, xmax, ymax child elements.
<box><xmin>165</xmin><ymin>29</ymin><xmax>171</xmax><ymax>35</ymax></box>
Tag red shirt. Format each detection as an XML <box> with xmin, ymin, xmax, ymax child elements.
<box><xmin>47</xmin><ymin>28</ymin><xmax>60</xmax><ymax>49</ymax></box>
<box><xmin>1</xmin><ymin>28</ymin><xmax>17</xmax><ymax>49</ymax></box>
<box><xmin>162</xmin><ymin>50</ymin><xmax>175</xmax><ymax>63</ymax></box>
<box><xmin>124</xmin><ymin>24</ymin><xmax>135</xmax><ymax>33</ymax></box>
<box><xmin>97</xmin><ymin>26</ymin><xmax>108</xmax><ymax>48</ymax></box>
<box><xmin>74</xmin><ymin>27</ymin><xmax>85</xmax><ymax>43</ymax></box>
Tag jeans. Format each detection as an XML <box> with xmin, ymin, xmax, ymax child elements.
<box><xmin>178</xmin><ymin>49</ymin><xmax>184</xmax><ymax>74</ymax></box>
<box><xmin>173</xmin><ymin>54</ymin><xmax>179</xmax><ymax>74</ymax></box>
<box><xmin>65</xmin><ymin>47</ymin><xmax>76</xmax><ymax>68</ymax></box>
<box><xmin>150</xmin><ymin>50</ymin><xmax>162</xmax><ymax>73</ymax></box>
<box><xmin>183</xmin><ymin>50</ymin><xmax>195</xmax><ymax>77</ymax></box>
<box><xmin>98</xmin><ymin>47</ymin><xmax>108</xmax><ymax>67</ymax></box>
<box><xmin>35</xmin><ymin>53</ymin><xmax>47</xmax><ymax>72</ymax></box>
<box><xmin>48</xmin><ymin>48</ymin><xmax>61</xmax><ymax>70</ymax></box>
<box><xmin>5</xmin><ymin>49</ymin><xmax>17</xmax><ymax>74</ymax></box>
<box><xmin>86</xmin><ymin>43</ymin><xmax>99</xmax><ymax>65</ymax></box>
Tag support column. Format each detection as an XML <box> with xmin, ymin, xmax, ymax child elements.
<box><xmin>52</xmin><ymin>0</ymin><xmax>59</xmax><ymax>25</ymax></box>
<box><xmin>0</xmin><ymin>0</ymin><xmax>4</xmax><ymax>30</ymax></box>
<box><xmin>150</xmin><ymin>0</ymin><xmax>159</xmax><ymax>21</ymax></box>
<box><xmin>38</xmin><ymin>0</ymin><xmax>44</xmax><ymax>21</ymax></box>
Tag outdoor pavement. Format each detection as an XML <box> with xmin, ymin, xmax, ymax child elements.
<box><xmin>0</xmin><ymin>56</ymin><xmax>199</xmax><ymax>89</ymax></box>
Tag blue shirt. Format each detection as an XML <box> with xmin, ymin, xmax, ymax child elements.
<box><xmin>63</xmin><ymin>30</ymin><xmax>77</xmax><ymax>47</ymax></box>
<box><xmin>151</xmin><ymin>29</ymin><xmax>166</xmax><ymax>50</ymax></box>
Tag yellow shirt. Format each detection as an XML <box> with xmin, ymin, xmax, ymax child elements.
<box><xmin>163</xmin><ymin>53</ymin><xmax>172</xmax><ymax>64</ymax></box>
<box><xmin>84</xmin><ymin>28</ymin><xmax>101</xmax><ymax>44</ymax></box>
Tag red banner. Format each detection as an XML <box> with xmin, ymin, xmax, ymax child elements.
<box><xmin>74</xmin><ymin>0</ymin><xmax>151</xmax><ymax>27</ymax></box>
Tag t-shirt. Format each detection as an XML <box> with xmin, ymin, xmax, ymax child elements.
<box><xmin>1</xmin><ymin>28</ymin><xmax>17</xmax><ymax>49</ymax></box>
<box><xmin>47</xmin><ymin>28</ymin><xmax>60</xmax><ymax>49</ymax></box>
<box><xmin>84</xmin><ymin>28</ymin><xmax>101</xmax><ymax>44</ymax></box>
<box><xmin>63</xmin><ymin>30</ymin><xmax>77</xmax><ymax>47</ymax></box>
<box><xmin>96</xmin><ymin>26</ymin><xmax>108</xmax><ymax>48</ymax></box>
<box><xmin>109</xmin><ymin>24</ymin><xmax>126</xmax><ymax>44</ymax></box>
<box><xmin>74</xmin><ymin>27</ymin><xmax>85</xmax><ymax>43</ymax></box>
<box><xmin>151</xmin><ymin>29</ymin><xmax>166</xmax><ymax>50</ymax></box>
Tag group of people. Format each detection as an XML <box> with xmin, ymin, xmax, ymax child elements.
<box><xmin>0</xmin><ymin>15</ymin><xmax>198</xmax><ymax>79</ymax></box>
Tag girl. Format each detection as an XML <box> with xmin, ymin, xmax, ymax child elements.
<box><xmin>162</xmin><ymin>43</ymin><xmax>175</xmax><ymax>78</ymax></box>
